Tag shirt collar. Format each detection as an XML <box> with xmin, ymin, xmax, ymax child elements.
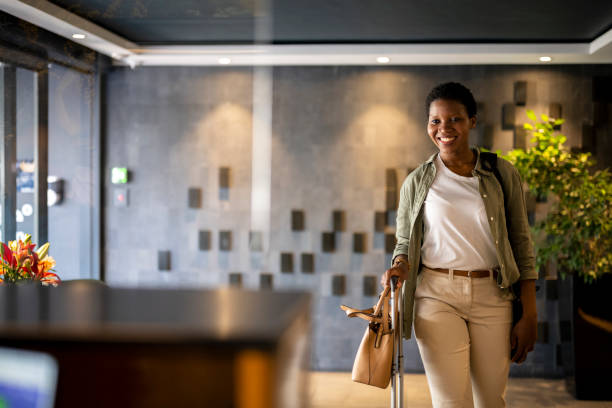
<box><xmin>425</xmin><ymin>148</ymin><xmax>494</xmax><ymax>175</ymax></box>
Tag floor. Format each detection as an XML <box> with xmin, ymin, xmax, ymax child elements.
<box><xmin>308</xmin><ymin>372</ymin><xmax>612</xmax><ymax>408</ymax></box>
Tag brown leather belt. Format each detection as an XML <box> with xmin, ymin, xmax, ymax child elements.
<box><xmin>428</xmin><ymin>267</ymin><xmax>498</xmax><ymax>279</ymax></box>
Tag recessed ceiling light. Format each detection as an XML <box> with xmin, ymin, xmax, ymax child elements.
<box><xmin>377</xmin><ymin>56</ymin><xmax>390</xmax><ymax>64</ymax></box>
<box><xmin>72</xmin><ymin>33</ymin><xmax>86</xmax><ymax>39</ymax></box>
<box><xmin>539</xmin><ymin>56</ymin><xmax>552</xmax><ymax>62</ymax></box>
<box><xmin>218</xmin><ymin>58</ymin><xmax>231</xmax><ymax>65</ymax></box>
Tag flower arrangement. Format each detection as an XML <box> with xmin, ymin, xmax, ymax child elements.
<box><xmin>0</xmin><ymin>234</ymin><xmax>60</xmax><ymax>285</ymax></box>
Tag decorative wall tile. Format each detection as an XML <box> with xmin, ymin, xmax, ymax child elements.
<box><xmin>198</xmin><ymin>230</ymin><xmax>211</xmax><ymax>251</ymax></box>
<box><xmin>260</xmin><ymin>273</ymin><xmax>273</xmax><ymax>290</ymax></box>
<box><xmin>301</xmin><ymin>253</ymin><xmax>314</xmax><ymax>273</ymax></box>
<box><xmin>581</xmin><ymin>124</ymin><xmax>595</xmax><ymax>151</ymax></box>
<box><xmin>471</xmin><ymin>122</ymin><xmax>487</xmax><ymax>148</ymax></box>
<box><xmin>363</xmin><ymin>276</ymin><xmax>377</xmax><ymax>297</ymax></box>
<box><xmin>514</xmin><ymin>81</ymin><xmax>527</xmax><ymax>106</ymax></box>
<box><xmin>219</xmin><ymin>230</ymin><xmax>232</xmax><ymax>251</ymax></box>
<box><xmin>385</xmin><ymin>168</ymin><xmax>398</xmax><ymax>210</ymax></box>
<box><xmin>385</xmin><ymin>234</ymin><xmax>396</xmax><ymax>254</ymax></box>
<box><xmin>322</xmin><ymin>232</ymin><xmax>335</xmax><ymax>252</ymax></box>
<box><xmin>353</xmin><ymin>232</ymin><xmax>366</xmax><ymax>253</ymax></box>
<box><xmin>219</xmin><ymin>167</ymin><xmax>231</xmax><ymax>188</ymax></box>
<box><xmin>502</xmin><ymin>103</ymin><xmax>515</xmax><ymax>130</ymax></box>
<box><xmin>385</xmin><ymin>168</ymin><xmax>397</xmax><ymax>189</ymax></box>
<box><xmin>386</xmin><ymin>210</ymin><xmax>397</xmax><ymax>227</ymax></box>
<box><xmin>374</xmin><ymin>211</ymin><xmax>386</xmax><ymax>232</ymax></box>
<box><xmin>549</xmin><ymin>103</ymin><xmax>562</xmax><ymax>130</ymax></box>
<box><xmin>188</xmin><ymin>187</ymin><xmax>201</xmax><ymax>208</ymax></box>
<box><xmin>229</xmin><ymin>273</ymin><xmax>242</xmax><ymax>288</ymax></box>
<box><xmin>513</xmin><ymin>126</ymin><xmax>527</xmax><ymax>149</ymax></box>
<box><xmin>333</xmin><ymin>210</ymin><xmax>345</xmax><ymax>232</ymax></box>
<box><xmin>471</xmin><ymin>123</ymin><xmax>494</xmax><ymax>150</ymax></box>
<box><xmin>537</xmin><ymin>321</ymin><xmax>549</xmax><ymax>343</ymax></box>
<box><xmin>291</xmin><ymin>210</ymin><xmax>305</xmax><ymax>231</ymax></box>
<box><xmin>593</xmin><ymin>102</ymin><xmax>609</xmax><ymax>124</ymax></box>
<box><xmin>546</xmin><ymin>279</ymin><xmax>558</xmax><ymax>301</ymax></box>
<box><xmin>332</xmin><ymin>275</ymin><xmax>346</xmax><ymax>296</ymax></box>
<box><xmin>385</xmin><ymin>191</ymin><xmax>398</xmax><ymax>210</ymax></box>
<box><xmin>556</xmin><ymin>344</ymin><xmax>563</xmax><ymax>367</ymax></box>
<box><xmin>281</xmin><ymin>252</ymin><xmax>294</xmax><ymax>273</ymax></box>
<box><xmin>592</xmin><ymin>76</ymin><xmax>612</xmax><ymax>103</ymax></box>
<box><xmin>249</xmin><ymin>231</ymin><xmax>263</xmax><ymax>251</ymax></box>
<box><xmin>560</xmin><ymin>320</ymin><xmax>572</xmax><ymax>342</ymax></box>
<box><xmin>476</xmin><ymin>101</ymin><xmax>486</xmax><ymax>118</ymax></box>
<box><xmin>157</xmin><ymin>250</ymin><xmax>171</xmax><ymax>271</ymax></box>
<box><xmin>535</xmin><ymin>278</ymin><xmax>545</xmax><ymax>298</ymax></box>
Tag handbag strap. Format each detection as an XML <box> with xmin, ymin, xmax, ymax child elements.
<box><xmin>339</xmin><ymin>305</ymin><xmax>377</xmax><ymax>320</ymax></box>
<box><xmin>381</xmin><ymin>287</ymin><xmax>390</xmax><ymax>333</ymax></box>
<box><xmin>339</xmin><ymin>286</ymin><xmax>391</xmax><ymax>325</ymax></box>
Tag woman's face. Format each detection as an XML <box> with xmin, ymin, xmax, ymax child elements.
<box><xmin>427</xmin><ymin>98</ymin><xmax>476</xmax><ymax>156</ymax></box>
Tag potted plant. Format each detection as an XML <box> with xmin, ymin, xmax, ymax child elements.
<box><xmin>503</xmin><ymin>111</ymin><xmax>612</xmax><ymax>400</ymax></box>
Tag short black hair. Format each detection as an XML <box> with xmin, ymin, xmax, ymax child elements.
<box><xmin>425</xmin><ymin>82</ymin><xmax>477</xmax><ymax>118</ymax></box>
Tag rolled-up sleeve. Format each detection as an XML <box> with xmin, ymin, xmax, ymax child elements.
<box><xmin>506</xmin><ymin>165</ymin><xmax>538</xmax><ymax>280</ymax></box>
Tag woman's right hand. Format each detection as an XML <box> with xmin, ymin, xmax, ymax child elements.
<box><xmin>380</xmin><ymin>256</ymin><xmax>409</xmax><ymax>289</ymax></box>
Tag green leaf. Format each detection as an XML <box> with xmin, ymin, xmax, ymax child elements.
<box><xmin>526</xmin><ymin>110</ymin><xmax>537</xmax><ymax>121</ymax></box>
<box><xmin>523</xmin><ymin>123</ymin><xmax>533</xmax><ymax>130</ymax></box>
<box><xmin>541</xmin><ymin>113</ymin><xmax>550</xmax><ymax>122</ymax></box>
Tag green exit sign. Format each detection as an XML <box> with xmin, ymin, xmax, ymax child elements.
<box><xmin>111</xmin><ymin>167</ymin><xmax>128</xmax><ymax>184</ymax></box>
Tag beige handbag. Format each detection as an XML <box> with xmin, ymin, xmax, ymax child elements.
<box><xmin>340</xmin><ymin>286</ymin><xmax>394</xmax><ymax>388</ymax></box>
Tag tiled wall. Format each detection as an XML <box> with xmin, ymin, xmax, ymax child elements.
<box><xmin>104</xmin><ymin>64</ymin><xmax>611</xmax><ymax>375</ymax></box>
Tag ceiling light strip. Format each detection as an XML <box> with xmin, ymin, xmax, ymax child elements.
<box><xmin>122</xmin><ymin>43</ymin><xmax>600</xmax><ymax>66</ymax></box>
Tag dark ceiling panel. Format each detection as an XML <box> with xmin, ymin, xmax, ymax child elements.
<box><xmin>49</xmin><ymin>0</ymin><xmax>612</xmax><ymax>45</ymax></box>
<box><xmin>50</xmin><ymin>0</ymin><xmax>257</xmax><ymax>43</ymax></box>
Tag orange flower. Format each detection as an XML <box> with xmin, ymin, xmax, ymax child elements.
<box><xmin>38</xmin><ymin>256</ymin><xmax>56</xmax><ymax>273</ymax></box>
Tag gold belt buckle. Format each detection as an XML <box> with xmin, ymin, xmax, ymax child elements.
<box><xmin>467</xmin><ymin>270</ymin><xmax>472</xmax><ymax>278</ymax></box>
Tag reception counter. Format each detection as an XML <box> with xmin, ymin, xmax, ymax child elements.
<box><xmin>0</xmin><ymin>282</ymin><xmax>311</xmax><ymax>408</ymax></box>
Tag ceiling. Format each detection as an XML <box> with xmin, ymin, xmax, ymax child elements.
<box><xmin>2</xmin><ymin>0</ymin><xmax>612</xmax><ymax>66</ymax></box>
<box><xmin>47</xmin><ymin>0</ymin><xmax>612</xmax><ymax>45</ymax></box>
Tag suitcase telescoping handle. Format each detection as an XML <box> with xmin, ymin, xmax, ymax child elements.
<box><xmin>390</xmin><ymin>275</ymin><xmax>403</xmax><ymax>408</ymax></box>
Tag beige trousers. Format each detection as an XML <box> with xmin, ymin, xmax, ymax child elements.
<box><xmin>414</xmin><ymin>267</ymin><xmax>513</xmax><ymax>408</ymax></box>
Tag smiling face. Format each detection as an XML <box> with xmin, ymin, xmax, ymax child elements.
<box><xmin>427</xmin><ymin>98</ymin><xmax>476</xmax><ymax>157</ymax></box>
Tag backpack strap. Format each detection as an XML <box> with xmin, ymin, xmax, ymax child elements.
<box><xmin>480</xmin><ymin>152</ymin><xmax>510</xmax><ymax>235</ymax></box>
<box><xmin>480</xmin><ymin>151</ymin><xmax>525</xmax><ymax>297</ymax></box>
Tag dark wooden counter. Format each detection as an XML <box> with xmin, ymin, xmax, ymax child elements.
<box><xmin>0</xmin><ymin>282</ymin><xmax>311</xmax><ymax>408</ymax></box>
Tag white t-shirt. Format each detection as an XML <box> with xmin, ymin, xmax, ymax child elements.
<box><xmin>421</xmin><ymin>155</ymin><xmax>499</xmax><ymax>270</ymax></box>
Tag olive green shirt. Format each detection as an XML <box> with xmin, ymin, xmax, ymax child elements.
<box><xmin>393</xmin><ymin>149</ymin><xmax>538</xmax><ymax>339</ymax></box>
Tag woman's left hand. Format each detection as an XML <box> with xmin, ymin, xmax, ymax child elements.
<box><xmin>510</xmin><ymin>314</ymin><xmax>537</xmax><ymax>364</ymax></box>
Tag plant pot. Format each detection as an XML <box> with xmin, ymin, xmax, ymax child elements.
<box><xmin>558</xmin><ymin>273</ymin><xmax>612</xmax><ymax>400</ymax></box>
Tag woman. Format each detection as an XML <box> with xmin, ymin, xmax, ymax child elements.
<box><xmin>381</xmin><ymin>82</ymin><xmax>537</xmax><ymax>408</ymax></box>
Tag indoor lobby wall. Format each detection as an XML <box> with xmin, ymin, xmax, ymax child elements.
<box><xmin>104</xmin><ymin>64</ymin><xmax>611</xmax><ymax>376</ymax></box>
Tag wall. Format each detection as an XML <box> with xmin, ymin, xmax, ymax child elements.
<box><xmin>104</xmin><ymin>64</ymin><xmax>612</xmax><ymax>376</ymax></box>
